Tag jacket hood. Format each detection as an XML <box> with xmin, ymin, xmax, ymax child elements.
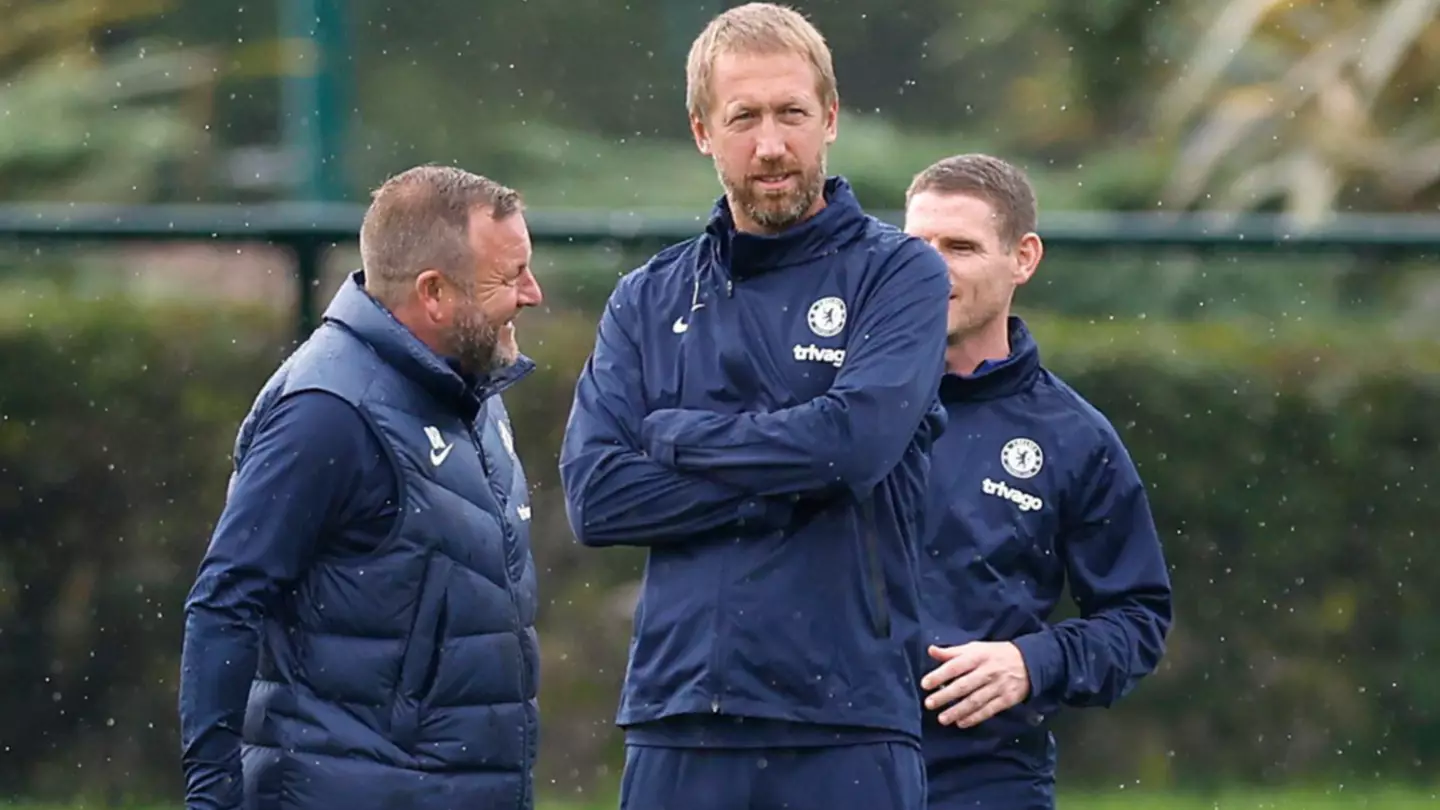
<box><xmin>704</xmin><ymin>175</ymin><xmax>870</xmax><ymax>277</ymax></box>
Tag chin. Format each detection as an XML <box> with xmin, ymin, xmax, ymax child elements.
<box><xmin>946</xmin><ymin>312</ymin><xmax>965</xmax><ymax>337</ymax></box>
<box><xmin>495</xmin><ymin>332</ymin><xmax>520</xmax><ymax>365</ymax></box>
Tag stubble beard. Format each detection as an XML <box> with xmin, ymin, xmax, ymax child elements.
<box><xmin>445</xmin><ymin>301</ymin><xmax>507</xmax><ymax>377</ymax></box>
<box><xmin>720</xmin><ymin>153</ymin><xmax>827</xmax><ymax>234</ymax></box>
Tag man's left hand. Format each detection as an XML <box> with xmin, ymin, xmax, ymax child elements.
<box><xmin>920</xmin><ymin>641</ymin><xmax>1032</xmax><ymax>728</ymax></box>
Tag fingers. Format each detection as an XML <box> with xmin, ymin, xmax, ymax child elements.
<box><xmin>936</xmin><ymin>679</ymin><xmax>1000</xmax><ymax>726</ymax></box>
<box><xmin>924</xmin><ymin>666</ymin><xmax>988</xmax><ymax>712</ymax></box>
<box><xmin>920</xmin><ymin>648</ymin><xmax>977</xmax><ymax>690</ymax></box>
<box><xmin>943</xmin><ymin>688</ymin><xmax>1013</xmax><ymax>728</ymax></box>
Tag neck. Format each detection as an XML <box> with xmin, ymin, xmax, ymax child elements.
<box><xmin>945</xmin><ymin>315</ymin><xmax>1012</xmax><ymax>376</ymax></box>
<box><xmin>388</xmin><ymin>298</ymin><xmax>448</xmax><ymax>359</ymax></box>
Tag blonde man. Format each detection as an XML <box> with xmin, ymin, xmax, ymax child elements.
<box><xmin>560</xmin><ymin>4</ymin><xmax>949</xmax><ymax>808</ymax></box>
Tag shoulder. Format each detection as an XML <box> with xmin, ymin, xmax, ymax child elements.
<box><xmin>242</xmin><ymin>388</ymin><xmax>378</xmax><ymax>472</ymax></box>
<box><xmin>609</xmin><ymin>235</ymin><xmax>705</xmax><ymax>306</ymax></box>
<box><xmin>857</xmin><ymin>216</ymin><xmax>947</xmax><ymax>289</ymax></box>
<box><xmin>276</xmin><ymin>323</ymin><xmax>385</xmax><ymax>406</ymax></box>
<box><xmin>1033</xmin><ymin>368</ymin><xmax>1136</xmax><ymax>469</ymax></box>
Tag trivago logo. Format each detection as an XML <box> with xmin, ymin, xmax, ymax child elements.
<box><xmin>981</xmin><ymin>477</ymin><xmax>1044</xmax><ymax>512</ymax></box>
<box><xmin>792</xmin><ymin>343</ymin><xmax>846</xmax><ymax>367</ymax></box>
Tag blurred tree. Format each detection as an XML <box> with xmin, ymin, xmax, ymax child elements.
<box><xmin>1156</xmin><ymin>0</ymin><xmax>1440</xmax><ymax>220</ymax></box>
<box><xmin>0</xmin><ymin>0</ymin><xmax>218</xmax><ymax>799</ymax></box>
<box><xmin>0</xmin><ymin>0</ymin><xmax>217</xmax><ymax>203</ymax></box>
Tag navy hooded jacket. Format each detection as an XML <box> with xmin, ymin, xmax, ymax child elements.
<box><xmin>179</xmin><ymin>271</ymin><xmax>540</xmax><ymax>810</ymax></box>
<box><xmin>558</xmin><ymin>177</ymin><xmax>951</xmax><ymax>747</ymax></box>
<box><xmin>919</xmin><ymin>317</ymin><xmax>1172</xmax><ymax>803</ymax></box>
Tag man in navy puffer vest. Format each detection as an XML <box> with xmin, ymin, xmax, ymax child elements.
<box><xmin>179</xmin><ymin>165</ymin><xmax>546</xmax><ymax>810</ymax></box>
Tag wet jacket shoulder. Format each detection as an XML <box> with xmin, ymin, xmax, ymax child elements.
<box><xmin>560</xmin><ymin>177</ymin><xmax>950</xmax><ymax>743</ymax></box>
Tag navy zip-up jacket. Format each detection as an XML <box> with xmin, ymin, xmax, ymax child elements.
<box><xmin>559</xmin><ymin>177</ymin><xmax>951</xmax><ymax>747</ymax></box>
<box><xmin>919</xmin><ymin>317</ymin><xmax>1172</xmax><ymax>807</ymax></box>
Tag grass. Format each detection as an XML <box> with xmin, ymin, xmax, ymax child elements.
<box><xmin>533</xmin><ymin>788</ymin><xmax>1440</xmax><ymax>810</ymax></box>
<box><xmin>1045</xmin><ymin>787</ymin><xmax>1440</xmax><ymax>809</ymax></box>
<box><xmin>9</xmin><ymin>786</ymin><xmax>1438</xmax><ymax>809</ymax></box>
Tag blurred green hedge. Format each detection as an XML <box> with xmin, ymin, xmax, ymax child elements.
<box><xmin>0</xmin><ymin>296</ymin><xmax>1435</xmax><ymax>802</ymax></box>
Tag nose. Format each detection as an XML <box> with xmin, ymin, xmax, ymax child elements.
<box><xmin>754</xmin><ymin>118</ymin><xmax>788</xmax><ymax>161</ymax></box>
<box><xmin>517</xmin><ymin>267</ymin><xmax>544</xmax><ymax>308</ymax></box>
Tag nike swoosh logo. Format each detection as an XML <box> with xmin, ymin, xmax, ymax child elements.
<box><xmin>430</xmin><ymin>444</ymin><xmax>454</xmax><ymax>466</ymax></box>
<box><xmin>672</xmin><ymin>317</ymin><xmax>688</xmax><ymax>334</ymax></box>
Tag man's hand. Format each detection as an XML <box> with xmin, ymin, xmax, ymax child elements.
<box><xmin>920</xmin><ymin>641</ymin><xmax>1032</xmax><ymax>728</ymax></box>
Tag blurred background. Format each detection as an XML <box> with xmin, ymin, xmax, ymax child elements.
<box><xmin>2</xmin><ymin>0</ymin><xmax>1439</xmax><ymax>807</ymax></box>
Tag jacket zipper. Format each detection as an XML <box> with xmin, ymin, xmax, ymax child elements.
<box><xmin>473</xmin><ymin>425</ymin><xmax>533</xmax><ymax>809</ymax></box>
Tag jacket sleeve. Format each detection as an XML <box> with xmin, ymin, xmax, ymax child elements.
<box><xmin>1012</xmin><ymin>425</ymin><xmax>1174</xmax><ymax>709</ymax></box>
<box><xmin>559</xmin><ymin>274</ymin><xmax>794</xmax><ymax>548</ymax></box>
<box><xmin>179</xmin><ymin>392</ymin><xmax>378</xmax><ymax>810</ymax></box>
<box><xmin>639</xmin><ymin>240</ymin><xmax>950</xmax><ymax>499</ymax></box>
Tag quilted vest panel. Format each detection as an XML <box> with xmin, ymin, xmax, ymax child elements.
<box><xmin>235</xmin><ymin>322</ymin><xmax>540</xmax><ymax>810</ymax></box>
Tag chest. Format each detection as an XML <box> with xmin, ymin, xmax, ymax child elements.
<box><xmin>370</xmin><ymin>402</ymin><xmax>532</xmax><ymax>549</ymax></box>
<box><xmin>640</xmin><ymin>259</ymin><xmax>870</xmax><ymax>413</ymax></box>
<box><xmin>925</xmin><ymin>402</ymin><xmax>1075</xmax><ymax>568</ymax></box>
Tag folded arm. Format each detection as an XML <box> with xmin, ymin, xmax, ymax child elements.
<box><xmin>559</xmin><ymin>275</ymin><xmax>793</xmax><ymax>548</ymax></box>
<box><xmin>179</xmin><ymin>392</ymin><xmax>374</xmax><ymax>810</ymax></box>
<box><xmin>640</xmin><ymin>241</ymin><xmax>950</xmax><ymax>499</ymax></box>
<box><xmin>1012</xmin><ymin>430</ymin><xmax>1174</xmax><ymax>709</ymax></box>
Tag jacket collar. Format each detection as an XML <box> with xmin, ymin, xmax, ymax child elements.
<box><xmin>939</xmin><ymin>316</ymin><xmax>1042</xmax><ymax>403</ymax></box>
<box><xmin>321</xmin><ymin>270</ymin><xmax>535</xmax><ymax>420</ymax></box>
<box><xmin>704</xmin><ymin>175</ymin><xmax>870</xmax><ymax>278</ymax></box>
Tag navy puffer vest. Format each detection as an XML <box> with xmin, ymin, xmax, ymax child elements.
<box><xmin>236</xmin><ymin>271</ymin><xmax>539</xmax><ymax>810</ymax></box>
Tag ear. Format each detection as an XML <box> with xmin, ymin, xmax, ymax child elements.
<box><xmin>691</xmin><ymin>113</ymin><xmax>712</xmax><ymax>156</ymax></box>
<box><xmin>1012</xmin><ymin>233</ymin><xmax>1043</xmax><ymax>287</ymax></box>
<box><xmin>413</xmin><ymin>269</ymin><xmax>450</xmax><ymax>323</ymax></box>
<box><xmin>824</xmin><ymin>95</ymin><xmax>839</xmax><ymax>145</ymax></box>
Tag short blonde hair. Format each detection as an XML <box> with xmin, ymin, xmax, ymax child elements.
<box><xmin>685</xmin><ymin>2</ymin><xmax>837</xmax><ymax>121</ymax></box>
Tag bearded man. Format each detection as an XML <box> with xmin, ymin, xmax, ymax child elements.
<box><xmin>179</xmin><ymin>164</ymin><xmax>546</xmax><ymax>810</ymax></box>
<box><xmin>558</xmin><ymin>5</ymin><xmax>951</xmax><ymax>809</ymax></box>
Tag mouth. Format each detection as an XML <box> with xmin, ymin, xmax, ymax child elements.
<box><xmin>751</xmin><ymin>172</ymin><xmax>796</xmax><ymax>191</ymax></box>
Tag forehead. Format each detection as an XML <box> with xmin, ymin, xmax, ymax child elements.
<box><xmin>709</xmin><ymin>49</ymin><xmax>820</xmax><ymax>107</ymax></box>
<box><xmin>467</xmin><ymin>210</ymin><xmax>531</xmax><ymax>264</ymax></box>
<box><xmin>904</xmin><ymin>192</ymin><xmax>1003</xmax><ymax>241</ymax></box>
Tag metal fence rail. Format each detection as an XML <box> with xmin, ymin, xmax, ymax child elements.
<box><xmin>2</xmin><ymin>203</ymin><xmax>1437</xmax><ymax>339</ymax></box>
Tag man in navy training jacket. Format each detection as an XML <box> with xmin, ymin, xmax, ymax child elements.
<box><xmin>557</xmin><ymin>4</ymin><xmax>951</xmax><ymax>809</ymax></box>
<box><xmin>179</xmin><ymin>165</ymin><xmax>546</xmax><ymax>810</ymax></box>
<box><xmin>902</xmin><ymin>153</ymin><xmax>1174</xmax><ymax>810</ymax></box>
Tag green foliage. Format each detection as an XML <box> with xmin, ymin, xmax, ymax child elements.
<box><xmin>0</xmin><ymin>0</ymin><xmax>214</xmax><ymax>203</ymax></box>
<box><xmin>2</xmin><ymin>295</ymin><xmax>1438</xmax><ymax>801</ymax></box>
<box><xmin>1027</xmin><ymin>315</ymin><xmax>1440</xmax><ymax>786</ymax></box>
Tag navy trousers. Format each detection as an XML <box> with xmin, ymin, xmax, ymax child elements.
<box><xmin>618</xmin><ymin>742</ymin><xmax>926</xmax><ymax>810</ymax></box>
<box><xmin>926</xmin><ymin>767</ymin><xmax>1055</xmax><ymax>810</ymax></box>
<box><xmin>924</xmin><ymin>732</ymin><xmax>1057</xmax><ymax>810</ymax></box>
